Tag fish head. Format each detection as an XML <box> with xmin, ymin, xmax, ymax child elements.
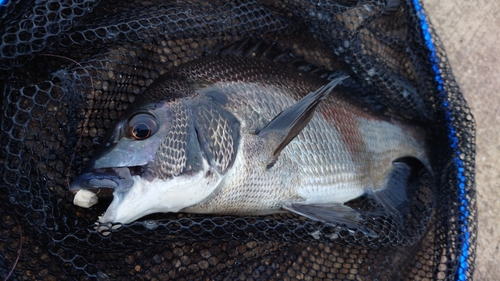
<box><xmin>70</xmin><ymin>77</ymin><xmax>240</xmax><ymax>224</ymax></box>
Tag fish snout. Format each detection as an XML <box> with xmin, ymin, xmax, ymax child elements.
<box><xmin>69</xmin><ymin>167</ymin><xmax>135</xmax><ymax>194</ymax></box>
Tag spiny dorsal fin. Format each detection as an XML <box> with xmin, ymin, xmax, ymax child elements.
<box><xmin>257</xmin><ymin>76</ymin><xmax>347</xmax><ymax>163</ymax></box>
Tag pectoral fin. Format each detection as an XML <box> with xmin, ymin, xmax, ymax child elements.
<box><xmin>257</xmin><ymin>76</ymin><xmax>347</xmax><ymax>161</ymax></box>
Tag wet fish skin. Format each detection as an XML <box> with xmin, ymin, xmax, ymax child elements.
<box><xmin>70</xmin><ymin>56</ymin><xmax>430</xmax><ymax>225</ymax></box>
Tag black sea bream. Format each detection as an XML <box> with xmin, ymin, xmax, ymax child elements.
<box><xmin>70</xmin><ymin>56</ymin><xmax>430</xmax><ymax>225</ymax></box>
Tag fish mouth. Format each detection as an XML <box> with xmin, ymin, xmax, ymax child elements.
<box><xmin>70</xmin><ymin>166</ymin><xmax>141</xmax><ymax>196</ymax></box>
<box><xmin>70</xmin><ymin>166</ymin><xmax>144</xmax><ymax>223</ymax></box>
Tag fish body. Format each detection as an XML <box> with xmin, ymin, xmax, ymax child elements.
<box><xmin>70</xmin><ymin>56</ymin><xmax>430</xmax><ymax>225</ymax></box>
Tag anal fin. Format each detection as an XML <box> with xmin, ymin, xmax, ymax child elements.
<box><xmin>285</xmin><ymin>162</ymin><xmax>413</xmax><ymax>228</ymax></box>
<box><xmin>283</xmin><ymin>202</ymin><xmax>362</xmax><ymax>228</ymax></box>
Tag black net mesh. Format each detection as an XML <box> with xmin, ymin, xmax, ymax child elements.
<box><xmin>0</xmin><ymin>0</ymin><xmax>476</xmax><ymax>280</ymax></box>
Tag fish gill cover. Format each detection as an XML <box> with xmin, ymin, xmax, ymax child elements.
<box><xmin>0</xmin><ymin>0</ymin><xmax>476</xmax><ymax>280</ymax></box>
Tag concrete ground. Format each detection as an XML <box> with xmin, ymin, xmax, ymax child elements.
<box><xmin>421</xmin><ymin>0</ymin><xmax>500</xmax><ymax>279</ymax></box>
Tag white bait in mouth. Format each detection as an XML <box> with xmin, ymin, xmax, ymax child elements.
<box><xmin>73</xmin><ymin>190</ymin><xmax>98</xmax><ymax>208</ymax></box>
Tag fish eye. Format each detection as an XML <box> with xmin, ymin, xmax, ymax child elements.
<box><xmin>126</xmin><ymin>113</ymin><xmax>158</xmax><ymax>140</ymax></box>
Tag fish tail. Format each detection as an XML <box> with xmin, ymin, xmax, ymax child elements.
<box><xmin>371</xmin><ymin>161</ymin><xmax>412</xmax><ymax>216</ymax></box>
<box><xmin>371</xmin><ymin>150</ymin><xmax>432</xmax><ymax>224</ymax></box>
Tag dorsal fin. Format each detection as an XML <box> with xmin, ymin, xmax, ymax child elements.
<box><xmin>257</xmin><ymin>76</ymin><xmax>347</xmax><ymax>165</ymax></box>
<box><xmin>218</xmin><ymin>38</ymin><xmax>297</xmax><ymax>64</ymax></box>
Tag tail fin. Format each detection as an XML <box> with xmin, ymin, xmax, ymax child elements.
<box><xmin>372</xmin><ymin>161</ymin><xmax>411</xmax><ymax>215</ymax></box>
<box><xmin>372</xmin><ymin>156</ymin><xmax>432</xmax><ymax>222</ymax></box>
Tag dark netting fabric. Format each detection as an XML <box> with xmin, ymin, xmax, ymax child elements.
<box><xmin>0</xmin><ymin>0</ymin><xmax>476</xmax><ymax>280</ymax></box>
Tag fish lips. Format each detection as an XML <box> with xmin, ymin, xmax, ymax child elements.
<box><xmin>69</xmin><ymin>167</ymin><xmax>136</xmax><ymax>195</ymax></box>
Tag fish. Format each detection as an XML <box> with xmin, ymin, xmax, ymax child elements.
<box><xmin>69</xmin><ymin>55</ymin><xmax>431</xmax><ymax>226</ymax></box>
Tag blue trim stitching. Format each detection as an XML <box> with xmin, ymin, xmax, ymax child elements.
<box><xmin>411</xmin><ymin>1</ymin><xmax>470</xmax><ymax>280</ymax></box>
